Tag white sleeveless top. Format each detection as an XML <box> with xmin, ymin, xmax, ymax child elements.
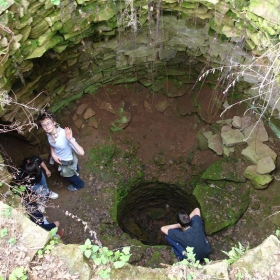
<box><xmin>47</xmin><ymin>127</ymin><xmax>77</xmax><ymax>161</ymax></box>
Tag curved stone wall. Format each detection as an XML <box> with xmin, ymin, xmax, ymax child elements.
<box><xmin>1</xmin><ymin>0</ymin><xmax>280</xmax><ymax>125</ymax></box>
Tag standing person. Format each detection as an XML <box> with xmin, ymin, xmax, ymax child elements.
<box><xmin>37</xmin><ymin>111</ymin><xmax>85</xmax><ymax>192</ymax></box>
<box><xmin>161</xmin><ymin>208</ymin><xmax>211</xmax><ymax>262</ymax></box>
<box><xmin>17</xmin><ymin>155</ymin><xmax>58</xmax><ymax>212</ymax></box>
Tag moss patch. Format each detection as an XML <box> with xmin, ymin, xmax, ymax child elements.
<box><xmin>193</xmin><ymin>181</ymin><xmax>251</xmax><ymax>234</ymax></box>
<box><xmin>201</xmin><ymin>157</ymin><xmax>247</xmax><ymax>182</ymax></box>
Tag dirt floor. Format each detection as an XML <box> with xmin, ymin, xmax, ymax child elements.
<box><xmin>1</xmin><ymin>82</ymin><xmax>280</xmax><ymax>265</ymax></box>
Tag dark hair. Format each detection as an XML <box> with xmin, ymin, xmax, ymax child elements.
<box><xmin>25</xmin><ymin>159</ymin><xmax>41</xmax><ymax>176</ymax></box>
<box><xmin>36</xmin><ymin>110</ymin><xmax>57</xmax><ymax>127</ymax></box>
<box><xmin>177</xmin><ymin>211</ymin><xmax>190</xmax><ymax>228</ymax></box>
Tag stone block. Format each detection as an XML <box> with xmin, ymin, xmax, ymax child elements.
<box><xmin>51</xmin><ymin>244</ymin><xmax>92</xmax><ymax>280</ymax></box>
<box><xmin>83</xmin><ymin>108</ymin><xmax>95</xmax><ymax>120</ymax></box>
<box><xmin>241</xmin><ymin>140</ymin><xmax>277</xmax><ymax>164</ymax></box>
<box><xmin>221</xmin><ymin>125</ymin><xmax>232</xmax><ymax>133</ymax></box>
<box><xmin>0</xmin><ymin>201</ymin><xmax>50</xmax><ymax>261</ymax></box>
<box><xmin>76</xmin><ymin>103</ymin><xmax>88</xmax><ymax>115</ymax></box>
<box><xmin>232</xmin><ymin>116</ymin><xmax>242</xmax><ymax>128</ymax></box>
<box><xmin>231</xmin><ymin>235</ymin><xmax>280</xmax><ymax>278</ymax></box>
<box><xmin>208</xmin><ymin>134</ymin><xmax>223</xmax><ymax>155</ymax></box>
<box><xmin>243</xmin><ymin>120</ymin><xmax>269</xmax><ymax>142</ymax></box>
<box><xmin>244</xmin><ymin>165</ymin><xmax>273</xmax><ymax>189</ymax></box>
<box><xmin>221</xmin><ymin>129</ymin><xmax>245</xmax><ymax>147</ymax></box>
<box><xmin>256</xmin><ymin>156</ymin><xmax>275</xmax><ymax>174</ymax></box>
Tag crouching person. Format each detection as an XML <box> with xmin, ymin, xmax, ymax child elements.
<box><xmin>22</xmin><ymin>189</ymin><xmax>64</xmax><ymax>238</ymax></box>
<box><xmin>161</xmin><ymin>208</ymin><xmax>211</xmax><ymax>262</ymax></box>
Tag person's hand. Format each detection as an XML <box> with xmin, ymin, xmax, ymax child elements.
<box><xmin>54</xmin><ymin>221</ymin><xmax>60</xmax><ymax>227</ymax></box>
<box><xmin>52</xmin><ymin>154</ymin><xmax>61</xmax><ymax>165</ymax></box>
<box><xmin>45</xmin><ymin>169</ymin><xmax>51</xmax><ymax>177</ymax></box>
<box><xmin>65</xmin><ymin>127</ymin><xmax>73</xmax><ymax>140</ymax></box>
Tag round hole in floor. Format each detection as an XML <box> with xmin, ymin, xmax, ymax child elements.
<box><xmin>117</xmin><ymin>182</ymin><xmax>199</xmax><ymax>245</ymax></box>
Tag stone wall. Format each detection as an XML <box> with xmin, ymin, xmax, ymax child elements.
<box><xmin>1</xmin><ymin>0</ymin><xmax>280</xmax><ymax>126</ymax></box>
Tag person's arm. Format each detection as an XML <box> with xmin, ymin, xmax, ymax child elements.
<box><xmin>189</xmin><ymin>208</ymin><xmax>201</xmax><ymax>219</ymax></box>
<box><xmin>50</xmin><ymin>146</ymin><xmax>61</xmax><ymax>164</ymax></box>
<box><xmin>41</xmin><ymin>222</ymin><xmax>57</xmax><ymax>231</ymax></box>
<box><xmin>65</xmin><ymin>127</ymin><xmax>85</xmax><ymax>156</ymax></box>
<box><xmin>40</xmin><ymin>161</ymin><xmax>51</xmax><ymax>177</ymax></box>
<box><xmin>161</xmin><ymin>223</ymin><xmax>182</xmax><ymax>235</ymax></box>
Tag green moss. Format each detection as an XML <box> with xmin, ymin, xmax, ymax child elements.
<box><xmin>193</xmin><ymin>182</ymin><xmax>251</xmax><ymax>234</ymax></box>
<box><xmin>146</xmin><ymin>251</ymin><xmax>164</xmax><ymax>268</ymax></box>
<box><xmin>201</xmin><ymin>157</ymin><xmax>247</xmax><ymax>183</ymax></box>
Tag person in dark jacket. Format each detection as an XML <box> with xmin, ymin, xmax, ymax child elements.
<box><xmin>17</xmin><ymin>155</ymin><xmax>59</xmax><ymax>199</ymax></box>
<box><xmin>161</xmin><ymin>208</ymin><xmax>211</xmax><ymax>262</ymax></box>
<box><xmin>22</xmin><ymin>189</ymin><xmax>64</xmax><ymax>238</ymax></box>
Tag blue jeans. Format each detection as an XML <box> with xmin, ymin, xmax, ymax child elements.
<box><xmin>66</xmin><ymin>174</ymin><xmax>85</xmax><ymax>189</ymax></box>
<box><xmin>31</xmin><ymin>173</ymin><xmax>50</xmax><ymax>200</ymax></box>
<box><xmin>165</xmin><ymin>233</ymin><xmax>187</xmax><ymax>261</ymax></box>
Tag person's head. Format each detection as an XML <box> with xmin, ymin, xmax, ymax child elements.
<box><xmin>24</xmin><ymin>158</ymin><xmax>41</xmax><ymax>176</ymax></box>
<box><xmin>37</xmin><ymin>110</ymin><xmax>58</xmax><ymax>134</ymax></box>
<box><xmin>177</xmin><ymin>211</ymin><xmax>191</xmax><ymax>228</ymax></box>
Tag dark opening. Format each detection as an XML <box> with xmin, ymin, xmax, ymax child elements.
<box><xmin>117</xmin><ymin>182</ymin><xmax>199</xmax><ymax>245</ymax></box>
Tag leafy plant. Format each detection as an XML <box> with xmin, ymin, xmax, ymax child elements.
<box><xmin>179</xmin><ymin>247</ymin><xmax>209</xmax><ymax>269</ymax></box>
<box><xmin>235</xmin><ymin>271</ymin><xmax>244</xmax><ymax>280</ymax></box>
<box><xmin>173</xmin><ymin>247</ymin><xmax>210</xmax><ymax>280</ymax></box>
<box><xmin>222</xmin><ymin>242</ymin><xmax>249</xmax><ymax>265</ymax></box>
<box><xmin>8</xmin><ymin>266</ymin><xmax>27</xmax><ymax>280</ymax></box>
<box><xmin>0</xmin><ymin>228</ymin><xmax>8</xmax><ymax>238</ymax></box>
<box><xmin>276</xmin><ymin>229</ymin><xmax>280</xmax><ymax>237</ymax></box>
<box><xmin>2</xmin><ymin>206</ymin><xmax>12</xmax><ymax>218</ymax></box>
<box><xmin>80</xmin><ymin>239</ymin><xmax>131</xmax><ymax>279</ymax></box>
<box><xmin>37</xmin><ymin>232</ymin><xmax>59</xmax><ymax>258</ymax></box>
<box><xmin>8</xmin><ymin>237</ymin><xmax>17</xmax><ymax>245</ymax></box>
<box><xmin>50</xmin><ymin>0</ymin><xmax>60</xmax><ymax>6</ymax></box>
<box><xmin>12</xmin><ymin>185</ymin><xmax>26</xmax><ymax>196</ymax></box>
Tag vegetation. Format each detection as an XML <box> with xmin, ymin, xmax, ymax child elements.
<box><xmin>222</xmin><ymin>242</ymin><xmax>249</xmax><ymax>265</ymax></box>
<box><xmin>80</xmin><ymin>238</ymin><xmax>131</xmax><ymax>279</ymax></box>
<box><xmin>199</xmin><ymin>42</ymin><xmax>280</xmax><ymax>141</ymax></box>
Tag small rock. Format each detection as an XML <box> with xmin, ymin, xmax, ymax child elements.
<box><xmin>154</xmin><ymin>99</ymin><xmax>170</xmax><ymax>113</ymax></box>
<box><xmin>203</xmin><ymin>131</ymin><xmax>213</xmax><ymax>139</ymax></box>
<box><xmin>243</xmin><ymin>120</ymin><xmax>269</xmax><ymax>142</ymax></box>
<box><xmin>83</xmin><ymin>108</ymin><xmax>95</xmax><ymax>120</ymax></box>
<box><xmin>100</xmin><ymin>101</ymin><xmax>116</xmax><ymax>115</ymax></box>
<box><xmin>221</xmin><ymin>125</ymin><xmax>232</xmax><ymax>133</ymax></box>
<box><xmin>221</xmin><ymin>129</ymin><xmax>245</xmax><ymax>147</ymax></box>
<box><xmin>88</xmin><ymin>117</ymin><xmax>99</xmax><ymax>128</ymax></box>
<box><xmin>208</xmin><ymin>134</ymin><xmax>223</xmax><ymax>155</ymax></box>
<box><xmin>232</xmin><ymin>116</ymin><xmax>242</xmax><ymax>128</ymax></box>
<box><xmin>72</xmin><ymin>114</ymin><xmax>78</xmax><ymax>121</ymax></box>
<box><xmin>223</xmin><ymin>145</ymin><xmax>235</xmax><ymax>157</ymax></box>
<box><xmin>74</xmin><ymin>119</ymin><xmax>83</xmax><ymax>129</ymax></box>
<box><xmin>76</xmin><ymin>103</ymin><xmax>88</xmax><ymax>115</ymax></box>
<box><xmin>241</xmin><ymin>140</ymin><xmax>277</xmax><ymax>164</ymax></box>
<box><xmin>244</xmin><ymin>165</ymin><xmax>273</xmax><ymax>189</ymax></box>
<box><xmin>144</xmin><ymin>100</ymin><xmax>152</xmax><ymax>112</ymax></box>
<box><xmin>256</xmin><ymin>156</ymin><xmax>275</xmax><ymax>174</ymax></box>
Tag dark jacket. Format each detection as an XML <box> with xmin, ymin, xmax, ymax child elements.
<box><xmin>17</xmin><ymin>155</ymin><xmax>43</xmax><ymax>186</ymax></box>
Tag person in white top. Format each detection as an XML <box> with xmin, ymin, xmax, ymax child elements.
<box><xmin>37</xmin><ymin>111</ymin><xmax>85</xmax><ymax>191</ymax></box>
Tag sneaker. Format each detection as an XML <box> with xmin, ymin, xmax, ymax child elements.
<box><xmin>67</xmin><ymin>185</ymin><xmax>78</xmax><ymax>191</ymax></box>
<box><xmin>57</xmin><ymin>227</ymin><xmax>65</xmax><ymax>238</ymax></box>
<box><xmin>38</xmin><ymin>205</ymin><xmax>45</xmax><ymax>213</ymax></box>
<box><xmin>49</xmin><ymin>191</ymin><xmax>59</xmax><ymax>199</ymax></box>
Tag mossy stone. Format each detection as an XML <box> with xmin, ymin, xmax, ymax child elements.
<box><xmin>193</xmin><ymin>182</ymin><xmax>251</xmax><ymax>234</ymax></box>
<box><xmin>202</xmin><ymin>157</ymin><xmax>247</xmax><ymax>182</ymax></box>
